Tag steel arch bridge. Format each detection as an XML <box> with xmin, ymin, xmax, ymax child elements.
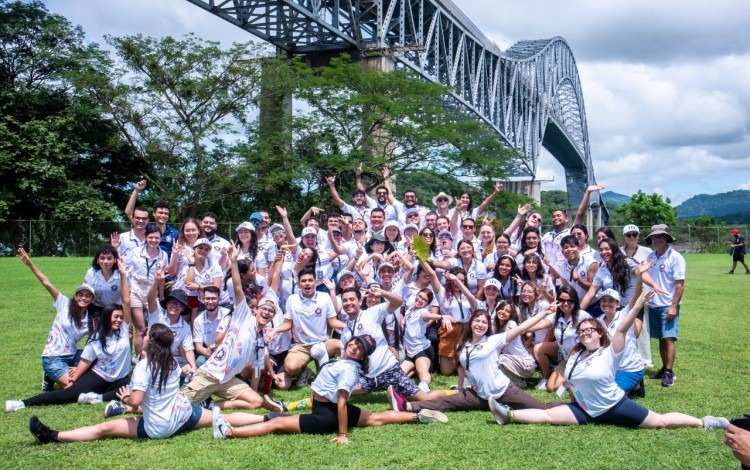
<box><xmin>184</xmin><ymin>0</ymin><xmax>603</xmax><ymax>212</ymax></box>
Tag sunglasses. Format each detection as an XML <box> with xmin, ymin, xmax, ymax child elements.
<box><xmin>437</xmin><ymin>198</ymin><xmax>448</xmax><ymax>202</ymax></box>
<box><xmin>462</xmin><ymin>225</ymin><xmax>475</xmax><ymax>229</ymax></box>
<box><xmin>558</xmin><ymin>298</ymin><xmax>574</xmax><ymax>304</ymax></box>
<box><xmin>624</xmin><ymin>233</ymin><xmax>638</xmax><ymax>238</ymax></box>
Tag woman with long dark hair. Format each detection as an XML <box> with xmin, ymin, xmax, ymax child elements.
<box><xmin>15</xmin><ymin>248</ymin><xmax>97</xmax><ymax>391</ymax></box>
<box><xmin>7</xmin><ymin>259</ymin><xmax>132</xmax><ymax>412</ymax></box>
<box><xmin>84</xmin><ymin>243</ymin><xmax>121</xmax><ymax>315</ymax></box>
<box><xmin>27</xmin><ymin>323</ymin><xmax>261</xmax><ymax>443</ymax></box>
<box><xmin>490</xmin><ymin>254</ymin><xmax>520</xmax><ymax>304</ymax></box>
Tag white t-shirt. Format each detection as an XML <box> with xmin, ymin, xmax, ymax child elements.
<box><xmin>201</xmin><ymin>301</ymin><xmax>262</xmax><ymax>383</ymax></box>
<box><xmin>118</xmin><ymin>230</ymin><xmax>146</xmax><ymax>260</ymax></box>
<box><xmin>130</xmin><ymin>359</ymin><xmax>193</xmax><ymax>439</ymax></box>
<box><xmin>459</xmin><ymin>333</ymin><xmax>510</xmax><ymax>400</ymax></box>
<box><xmin>499</xmin><ymin>321</ymin><xmax>533</xmax><ymax>360</ymax></box>
<box><xmin>338</xmin><ymin>304</ymin><xmax>398</xmax><ymax>378</ymax></box>
<box><xmin>436</xmin><ymin>287</ymin><xmax>473</xmax><ymax>324</ymax></box>
<box><xmin>310</xmin><ymin>359</ymin><xmax>361</xmax><ymax>403</ymax></box>
<box><xmin>43</xmin><ymin>294</ymin><xmax>90</xmax><ymax>357</ymax></box>
<box><xmin>561</xmin><ymin>254</ymin><xmax>597</xmax><ymax>302</ymax></box>
<box><xmin>192</xmin><ymin>307</ymin><xmax>229</xmax><ymax>349</ymax></box>
<box><xmin>549</xmin><ymin>310</ymin><xmax>592</xmax><ymax>358</ymax></box>
<box><xmin>81</xmin><ymin>321</ymin><xmax>131</xmax><ymax>382</ymax></box>
<box><xmin>646</xmin><ymin>247</ymin><xmax>686</xmax><ymax>308</ymax></box>
<box><xmin>83</xmin><ymin>269</ymin><xmax>121</xmax><ymax>308</ymax></box>
<box><xmin>602</xmin><ymin>306</ymin><xmax>644</xmax><ymax>373</ymax></box>
<box><xmin>124</xmin><ymin>247</ymin><xmax>168</xmax><ymax>291</ymax></box>
<box><xmin>150</xmin><ymin>306</ymin><xmax>194</xmax><ymax>356</ymax></box>
<box><xmin>284</xmin><ymin>291</ymin><xmax>335</xmax><ymax>346</ymax></box>
<box><xmin>207</xmin><ymin>234</ymin><xmax>232</xmax><ymax>265</ymax></box>
<box><xmin>565</xmin><ymin>346</ymin><xmax>625</xmax><ymax>417</ymax></box>
<box><xmin>400</xmin><ymin>307</ymin><xmax>432</xmax><ymax>357</ymax></box>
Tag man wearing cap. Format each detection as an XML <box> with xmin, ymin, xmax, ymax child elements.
<box><xmin>200</xmin><ymin>212</ymin><xmax>231</xmax><ymax>267</ymax></box>
<box><xmin>644</xmin><ymin>224</ymin><xmax>685</xmax><ymax>387</ymax></box>
<box><xmin>728</xmin><ymin>229</ymin><xmax>749</xmax><ymax>274</ymax></box>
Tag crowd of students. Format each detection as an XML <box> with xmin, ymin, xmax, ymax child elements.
<box><xmin>6</xmin><ymin>170</ymin><xmax>731</xmax><ymax>446</ymax></box>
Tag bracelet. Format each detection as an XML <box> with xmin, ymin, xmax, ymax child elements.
<box><xmin>188</xmin><ymin>263</ymin><xmax>195</xmax><ymax>267</ymax></box>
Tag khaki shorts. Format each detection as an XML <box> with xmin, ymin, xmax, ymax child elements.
<box><xmin>130</xmin><ymin>285</ymin><xmax>149</xmax><ymax>309</ymax></box>
<box><xmin>286</xmin><ymin>339</ymin><xmax>339</xmax><ymax>368</ymax></box>
<box><xmin>182</xmin><ymin>369</ymin><xmax>250</xmax><ymax>404</ymax></box>
<box><xmin>437</xmin><ymin>323</ymin><xmax>463</xmax><ymax>358</ymax></box>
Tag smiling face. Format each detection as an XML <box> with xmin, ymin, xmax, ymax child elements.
<box><xmin>526</xmin><ymin>212</ymin><xmax>543</xmax><ymax>227</ymax></box>
<box><xmin>378</xmin><ymin>266</ymin><xmax>394</xmax><ymax>283</ymax></box>
<box><xmin>495</xmin><ymin>236</ymin><xmax>510</xmax><ymax>253</ymax></box>
<box><xmin>182</xmin><ymin>222</ymin><xmax>200</xmax><ymax>244</ymax></box>
<box><xmin>298</xmin><ymin>273</ymin><xmax>316</xmax><ymax>297</ymax></box>
<box><xmin>146</xmin><ymin>231</ymin><xmax>161</xmax><ymax>249</ymax></box>
<box><xmin>479</xmin><ymin>226</ymin><xmax>494</xmax><ymax>242</ymax></box>
<box><xmin>203</xmin><ymin>291</ymin><xmax>219</xmax><ymax>312</ymax></box>
<box><xmin>557</xmin><ymin>291</ymin><xmax>575</xmax><ymax>315</ymax></box>
<box><xmin>599</xmin><ymin>295</ymin><xmax>620</xmax><ymax>316</ymax></box>
<box><xmin>649</xmin><ymin>233</ymin><xmax>669</xmax><ymax>253</ymax></box>
<box><xmin>341</xmin><ymin>291</ymin><xmax>361</xmax><ymax>316</ymax></box>
<box><xmin>523</xmin><ymin>256</ymin><xmax>539</xmax><ymax>273</ymax></box>
<box><xmin>436</xmin><ymin>196</ymin><xmax>450</xmax><ymax>208</ymax></box>
<box><xmin>571</xmin><ymin>228</ymin><xmax>587</xmax><ymax>247</ymax></box>
<box><xmin>110</xmin><ymin>309</ymin><xmax>124</xmax><ymax>334</ymax></box>
<box><xmin>497</xmin><ymin>258</ymin><xmax>513</xmax><ymax>278</ymax></box>
<box><xmin>376</xmin><ymin>188</ymin><xmax>388</xmax><ymax>204</ymax></box>
<box><xmin>74</xmin><ymin>291</ymin><xmax>94</xmax><ymax>308</ymax></box>
<box><xmin>166</xmin><ymin>298</ymin><xmax>185</xmax><ymax>318</ymax></box>
<box><xmin>424</xmin><ymin>213</ymin><xmax>437</xmax><ymax>229</ymax></box>
<box><xmin>154</xmin><ymin>207</ymin><xmax>170</xmax><ymax>225</ymax></box>
<box><xmin>237</xmin><ymin>228</ymin><xmax>252</xmax><ymax>243</ymax></box>
<box><xmin>470</xmin><ymin>314</ymin><xmax>489</xmax><ymax>338</ymax></box>
<box><xmin>551</xmin><ymin>210</ymin><xmax>568</xmax><ymax>229</ymax></box>
<box><xmin>598</xmin><ymin>240</ymin><xmax>613</xmax><ymax>263</ymax></box>
<box><xmin>344</xmin><ymin>338</ymin><xmax>365</xmax><ymax>361</ymax></box>
<box><xmin>369</xmin><ymin>211</ymin><xmax>384</xmax><ymax>230</ymax></box>
<box><xmin>97</xmin><ymin>252</ymin><xmax>116</xmax><ymax>272</ymax></box>
<box><xmin>194</xmin><ymin>243</ymin><xmax>211</xmax><ymax>260</ymax></box>
<box><xmin>576</xmin><ymin>319</ymin><xmax>603</xmax><ymax>350</ymax></box>
<box><xmin>497</xmin><ymin>303</ymin><xmax>512</xmax><ymax>322</ymax></box>
<box><xmin>385</xmin><ymin>226</ymin><xmax>399</xmax><ymax>241</ymax></box>
<box><xmin>133</xmin><ymin>209</ymin><xmax>149</xmax><ymax>231</ymax></box>
<box><xmin>201</xmin><ymin>216</ymin><xmax>217</xmax><ymax>237</ymax></box>
<box><xmin>458</xmin><ymin>241</ymin><xmax>474</xmax><ymax>260</ymax></box>
<box><xmin>520</xmin><ymin>283</ymin><xmax>537</xmax><ymax>304</ymax></box>
<box><xmin>562</xmin><ymin>242</ymin><xmax>579</xmax><ymax>262</ymax></box>
<box><xmin>403</xmin><ymin>191</ymin><xmax>417</xmax><ymax>207</ymax></box>
<box><xmin>484</xmin><ymin>284</ymin><xmax>499</xmax><ymax>300</ymax></box>
<box><xmin>256</xmin><ymin>304</ymin><xmax>275</xmax><ymax>327</ymax></box>
<box><xmin>413</xmin><ymin>290</ymin><xmax>431</xmax><ymax>309</ymax></box>
<box><xmin>302</xmin><ymin>234</ymin><xmax>317</xmax><ymax>249</ymax></box>
<box><xmin>524</xmin><ymin>231</ymin><xmax>539</xmax><ymax>249</ymax></box>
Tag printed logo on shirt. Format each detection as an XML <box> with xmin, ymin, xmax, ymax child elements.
<box><xmin>214</xmin><ymin>347</ymin><xmax>227</xmax><ymax>361</ymax></box>
<box><xmin>166</xmin><ymin>236</ymin><xmax>173</xmax><ymax>243</ymax></box>
<box><xmin>660</xmin><ymin>264</ymin><xmax>666</xmax><ymax>270</ymax></box>
<box><xmin>315</xmin><ymin>308</ymin><xmax>322</xmax><ymax>316</ymax></box>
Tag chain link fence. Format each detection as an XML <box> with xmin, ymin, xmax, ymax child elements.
<box><xmin>1</xmin><ymin>220</ymin><xmax>747</xmax><ymax>257</ymax></box>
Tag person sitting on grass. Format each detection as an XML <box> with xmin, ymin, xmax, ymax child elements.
<box><xmin>14</xmin><ymin>248</ymin><xmax>97</xmax><ymax>392</ymax></box>
<box><xmin>27</xmin><ymin>323</ymin><xmax>263</xmax><ymax>443</ymax></box>
<box><xmin>211</xmin><ymin>335</ymin><xmax>449</xmax><ymax>443</ymax></box>
<box><xmin>7</xmin><ymin>259</ymin><xmax>132</xmax><ymax>412</ymax></box>
<box><xmin>487</xmin><ymin>270</ymin><xmax>730</xmax><ymax>431</ymax></box>
<box><xmin>386</xmin><ymin>308</ymin><xmax>564</xmax><ymax>420</ymax></box>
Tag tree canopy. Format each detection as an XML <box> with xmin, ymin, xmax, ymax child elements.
<box><xmin>617</xmin><ymin>190</ymin><xmax>678</xmax><ymax>227</ymax></box>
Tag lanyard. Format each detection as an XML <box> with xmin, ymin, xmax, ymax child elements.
<box><xmin>558</xmin><ymin>317</ymin><xmax>571</xmax><ymax>346</ymax></box>
<box><xmin>144</xmin><ymin>255</ymin><xmax>158</xmax><ymax>280</ymax></box>
<box><xmin>255</xmin><ymin>330</ymin><xmax>266</xmax><ymax>361</ymax></box>
<box><xmin>347</xmin><ymin>316</ymin><xmax>359</xmax><ymax>338</ymax></box>
<box><xmin>567</xmin><ymin>347</ymin><xmax>601</xmax><ymax>381</ymax></box>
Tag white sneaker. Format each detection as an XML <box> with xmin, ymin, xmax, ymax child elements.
<box><xmin>416</xmin><ymin>409</ymin><xmax>448</xmax><ymax>424</ymax></box>
<box><xmin>295</xmin><ymin>368</ymin><xmax>314</xmax><ymax>388</ymax></box>
<box><xmin>77</xmin><ymin>392</ymin><xmax>102</xmax><ymax>405</ymax></box>
<box><xmin>5</xmin><ymin>400</ymin><xmax>25</xmax><ymax>413</ymax></box>
<box><xmin>702</xmin><ymin>416</ymin><xmax>729</xmax><ymax>430</ymax></box>
<box><xmin>310</xmin><ymin>342</ymin><xmax>330</xmax><ymax>367</ymax></box>
<box><xmin>417</xmin><ymin>381</ymin><xmax>430</xmax><ymax>393</ymax></box>
<box><xmin>213</xmin><ymin>406</ymin><xmax>232</xmax><ymax>439</ymax></box>
<box><xmin>535</xmin><ymin>378</ymin><xmax>547</xmax><ymax>390</ymax></box>
<box><xmin>488</xmin><ymin>397</ymin><xmax>511</xmax><ymax>425</ymax></box>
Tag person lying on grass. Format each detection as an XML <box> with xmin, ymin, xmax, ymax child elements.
<box><xmin>28</xmin><ymin>323</ymin><xmax>265</xmax><ymax>443</ymax></box>
<box><xmin>211</xmin><ymin>335</ymin><xmax>448</xmax><ymax>443</ymax></box>
<box><xmin>487</xmin><ymin>262</ymin><xmax>729</xmax><ymax>430</ymax></box>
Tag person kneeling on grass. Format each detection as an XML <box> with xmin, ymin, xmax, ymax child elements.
<box><xmin>487</xmin><ymin>283</ymin><xmax>729</xmax><ymax>431</ymax></box>
<box><xmin>28</xmin><ymin>323</ymin><xmax>263</xmax><ymax>443</ymax></box>
<box><xmin>387</xmin><ymin>307</ymin><xmax>564</xmax><ymax>420</ymax></box>
<box><xmin>212</xmin><ymin>334</ymin><xmax>448</xmax><ymax>443</ymax></box>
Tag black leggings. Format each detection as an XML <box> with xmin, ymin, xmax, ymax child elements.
<box><xmin>23</xmin><ymin>369</ymin><xmax>129</xmax><ymax>407</ymax></box>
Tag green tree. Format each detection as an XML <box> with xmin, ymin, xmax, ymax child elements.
<box><xmin>77</xmin><ymin>34</ymin><xmax>275</xmax><ymax>219</ymax></box>
<box><xmin>617</xmin><ymin>190</ymin><xmax>678</xmax><ymax>227</ymax></box>
<box><xmin>0</xmin><ymin>0</ymin><xmax>139</xmax><ymax>223</ymax></box>
<box><xmin>289</xmin><ymin>55</ymin><xmax>512</xmax><ymax>198</ymax></box>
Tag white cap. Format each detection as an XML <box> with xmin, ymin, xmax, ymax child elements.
<box><xmin>600</xmin><ymin>288</ymin><xmax>621</xmax><ymax>302</ymax></box>
<box><xmin>235</xmin><ymin>221</ymin><xmax>255</xmax><ymax>232</ymax></box>
<box><xmin>622</xmin><ymin>224</ymin><xmax>640</xmax><ymax>235</ymax></box>
<box><xmin>194</xmin><ymin>238</ymin><xmax>212</xmax><ymax>248</ymax></box>
<box><xmin>301</xmin><ymin>227</ymin><xmax>317</xmax><ymax>237</ymax></box>
<box><xmin>484</xmin><ymin>278</ymin><xmax>502</xmax><ymax>290</ymax></box>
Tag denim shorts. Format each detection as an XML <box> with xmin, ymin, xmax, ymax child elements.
<box><xmin>136</xmin><ymin>403</ymin><xmax>203</xmax><ymax>439</ymax></box>
<box><xmin>42</xmin><ymin>350</ymin><xmax>83</xmax><ymax>381</ymax></box>
<box><xmin>648</xmin><ymin>305</ymin><xmax>679</xmax><ymax>340</ymax></box>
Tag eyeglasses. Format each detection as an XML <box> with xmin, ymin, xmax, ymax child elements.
<box><xmin>204</xmin><ymin>297</ymin><xmax>219</xmax><ymax>302</ymax></box>
<box><xmin>462</xmin><ymin>225</ymin><xmax>475</xmax><ymax>229</ymax></box>
<box><xmin>576</xmin><ymin>327</ymin><xmax>598</xmax><ymax>336</ymax></box>
<box><xmin>624</xmin><ymin>233</ymin><xmax>638</xmax><ymax>238</ymax></box>
<box><xmin>558</xmin><ymin>298</ymin><xmax>574</xmax><ymax>304</ymax></box>
<box><xmin>257</xmin><ymin>307</ymin><xmax>275</xmax><ymax>314</ymax></box>
<box><xmin>134</xmin><ymin>217</ymin><xmax>149</xmax><ymax>222</ymax></box>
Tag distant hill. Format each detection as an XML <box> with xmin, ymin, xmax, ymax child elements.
<box><xmin>676</xmin><ymin>190</ymin><xmax>750</xmax><ymax>219</ymax></box>
<box><xmin>601</xmin><ymin>191</ymin><xmax>630</xmax><ymax>207</ymax></box>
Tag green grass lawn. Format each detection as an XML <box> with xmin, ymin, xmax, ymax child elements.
<box><xmin>0</xmin><ymin>254</ymin><xmax>746</xmax><ymax>469</ymax></box>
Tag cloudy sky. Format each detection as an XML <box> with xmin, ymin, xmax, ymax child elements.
<box><xmin>46</xmin><ymin>0</ymin><xmax>750</xmax><ymax>205</ymax></box>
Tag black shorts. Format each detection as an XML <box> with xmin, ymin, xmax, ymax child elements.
<box><xmin>270</xmin><ymin>351</ymin><xmax>288</xmax><ymax>374</ymax></box>
<box><xmin>405</xmin><ymin>346</ymin><xmax>434</xmax><ymax>364</ymax></box>
<box><xmin>567</xmin><ymin>395</ymin><xmax>649</xmax><ymax>428</ymax></box>
<box><xmin>298</xmin><ymin>399</ymin><xmax>362</xmax><ymax>435</ymax></box>
<box><xmin>734</xmin><ymin>254</ymin><xmax>746</xmax><ymax>262</ymax></box>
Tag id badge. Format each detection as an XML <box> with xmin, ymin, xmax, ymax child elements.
<box><xmin>316</xmin><ymin>268</ymin><xmax>323</xmax><ymax>281</ymax></box>
<box><xmin>556</xmin><ymin>381</ymin><xmax>569</xmax><ymax>397</ymax></box>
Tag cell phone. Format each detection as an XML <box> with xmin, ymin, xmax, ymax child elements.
<box><xmin>730</xmin><ymin>416</ymin><xmax>750</xmax><ymax>431</ymax></box>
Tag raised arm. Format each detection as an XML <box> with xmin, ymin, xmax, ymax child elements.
<box><xmin>371</xmin><ymin>286</ymin><xmax>404</xmax><ymax>313</ymax></box>
<box><xmin>418</xmin><ymin>258</ymin><xmax>443</xmax><ymax>294</ymax></box>
<box><xmin>124</xmin><ymin>180</ymin><xmax>147</xmax><ymax>225</ymax></box>
<box><xmin>326</xmin><ymin>175</ymin><xmax>347</xmax><ymax>209</ymax></box>
<box><xmin>382</xmin><ymin>167</ymin><xmax>397</xmax><ymax>205</ymax></box>
<box><xmin>574</xmin><ymin>184</ymin><xmax>605</xmax><ymax>225</ymax></box>
<box><xmin>228</xmin><ymin>246</ymin><xmax>246</xmax><ymax>308</ymax></box>
<box><xmin>444</xmin><ymin>272</ymin><xmax>478</xmax><ymax>310</ymax></box>
<box><xmin>276</xmin><ymin>206</ymin><xmax>299</xmax><ymax>247</ymax></box>
<box><xmin>613</xmin><ymin>290</ymin><xmax>654</xmax><ymax>354</ymax></box>
<box><xmin>117</xmin><ymin>259</ymin><xmax>132</xmax><ymax>326</ymax></box>
<box><xmin>17</xmin><ymin>248</ymin><xmax>59</xmax><ymax>301</ymax></box>
<box><xmin>300</xmin><ymin>206</ymin><xmax>323</xmax><ymax>226</ymax></box>
<box><xmin>503</xmin><ymin>203</ymin><xmax>530</xmax><ymax>237</ymax></box>
<box><xmin>354</xmin><ymin>163</ymin><xmax>365</xmax><ymax>192</ymax></box>
<box><xmin>475</xmin><ymin>181</ymin><xmax>503</xmax><ymax>215</ymax></box>
<box><xmin>505</xmin><ymin>302</ymin><xmax>557</xmax><ymax>344</ymax></box>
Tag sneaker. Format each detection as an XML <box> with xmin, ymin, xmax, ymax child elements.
<box><xmin>41</xmin><ymin>373</ymin><xmax>55</xmax><ymax>392</ymax></box>
<box><xmin>29</xmin><ymin>416</ymin><xmax>55</xmax><ymax>444</ymax></box>
<box><xmin>650</xmin><ymin>368</ymin><xmax>665</xmax><ymax>380</ymax></box>
<box><xmin>263</xmin><ymin>394</ymin><xmax>287</xmax><ymax>413</ymax></box>
<box><xmin>726</xmin><ymin>271</ymin><xmax>734</xmax><ymax>274</ymax></box>
<box><xmin>417</xmin><ymin>381</ymin><xmax>430</xmax><ymax>393</ymax></box>
<box><xmin>294</xmin><ymin>368</ymin><xmax>313</xmax><ymax>388</ymax></box>
<box><xmin>702</xmin><ymin>416</ymin><xmax>729</xmax><ymax>430</ymax></box>
<box><xmin>416</xmin><ymin>409</ymin><xmax>448</xmax><ymax>424</ymax></box>
<box><xmin>449</xmin><ymin>384</ymin><xmax>459</xmax><ymax>390</ymax></box>
<box><xmin>535</xmin><ymin>378</ymin><xmax>547</xmax><ymax>390</ymax></box>
<box><xmin>104</xmin><ymin>400</ymin><xmax>126</xmax><ymax>418</ymax></box>
<box><xmin>77</xmin><ymin>392</ymin><xmax>102</xmax><ymax>405</ymax></box>
<box><xmin>746</xmin><ymin>270</ymin><xmax>750</xmax><ymax>275</ymax></box>
<box><xmin>199</xmin><ymin>396</ymin><xmax>214</xmax><ymax>411</ymax></box>
<box><xmin>488</xmin><ymin>397</ymin><xmax>511</xmax><ymax>425</ymax></box>
<box><xmin>310</xmin><ymin>343</ymin><xmax>330</xmax><ymax>367</ymax></box>
<box><xmin>387</xmin><ymin>385</ymin><xmax>406</xmax><ymax>412</ymax></box>
<box><xmin>5</xmin><ymin>400</ymin><xmax>26</xmax><ymax>413</ymax></box>
<box><xmin>212</xmin><ymin>406</ymin><xmax>232</xmax><ymax>439</ymax></box>
<box><xmin>661</xmin><ymin>370</ymin><xmax>675</xmax><ymax>387</ymax></box>
<box><xmin>628</xmin><ymin>379</ymin><xmax>646</xmax><ymax>399</ymax></box>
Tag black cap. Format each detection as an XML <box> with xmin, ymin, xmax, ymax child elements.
<box><xmin>354</xmin><ymin>334</ymin><xmax>377</xmax><ymax>357</ymax></box>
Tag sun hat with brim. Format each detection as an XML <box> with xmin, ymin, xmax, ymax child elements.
<box><xmin>599</xmin><ymin>288</ymin><xmax>621</xmax><ymax>303</ymax></box>
<box><xmin>161</xmin><ymin>289</ymin><xmax>188</xmax><ymax>309</ymax></box>
<box><xmin>235</xmin><ymin>221</ymin><xmax>255</xmax><ymax>232</ymax></box>
<box><xmin>365</xmin><ymin>234</ymin><xmax>393</xmax><ymax>254</ymax></box>
<box><xmin>644</xmin><ymin>224</ymin><xmax>676</xmax><ymax>245</ymax></box>
<box><xmin>432</xmin><ymin>192</ymin><xmax>453</xmax><ymax>206</ymax></box>
<box><xmin>194</xmin><ymin>238</ymin><xmax>212</xmax><ymax>248</ymax></box>
<box><xmin>75</xmin><ymin>284</ymin><xmax>96</xmax><ymax>297</ymax></box>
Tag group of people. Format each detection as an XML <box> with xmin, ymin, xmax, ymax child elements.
<box><xmin>6</xmin><ymin>170</ymin><xmax>733</xmax><ymax>447</ymax></box>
